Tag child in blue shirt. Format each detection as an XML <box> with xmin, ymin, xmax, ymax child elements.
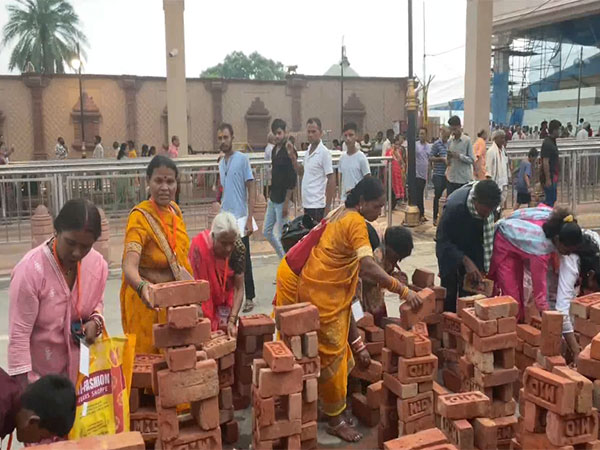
<box><xmin>515</xmin><ymin>147</ymin><xmax>538</xmax><ymax>209</ymax></box>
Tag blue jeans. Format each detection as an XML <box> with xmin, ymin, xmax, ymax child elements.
<box><xmin>544</xmin><ymin>183</ymin><xmax>557</xmax><ymax>207</ymax></box>
<box><xmin>263</xmin><ymin>199</ymin><xmax>286</xmax><ymax>259</ymax></box>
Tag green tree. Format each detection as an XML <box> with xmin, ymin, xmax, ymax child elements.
<box><xmin>1</xmin><ymin>0</ymin><xmax>88</xmax><ymax>74</ymax></box>
<box><xmin>201</xmin><ymin>51</ymin><xmax>286</xmax><ymax>80</ymax></box>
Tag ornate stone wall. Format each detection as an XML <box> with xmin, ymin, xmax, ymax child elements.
<box><xmin>0</xmin><ymin>74</ymin><xmax>407</xmax><ymax>159</ymax></box>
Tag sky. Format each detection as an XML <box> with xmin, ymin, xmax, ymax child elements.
<box><xmin>0</xmin><ymin>0</ymin><xmax>468</xmax><ymax>103</ymax></box>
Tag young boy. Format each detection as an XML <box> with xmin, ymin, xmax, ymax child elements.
<box><xmin>515</xmin><ymin>147</ymin><xmax>538</xmax><ymax>210</ymax></box>
<box><xmin>1</xmin><ymin>369</ymin><xmax>76</xmax><ymax>445</ymax></box>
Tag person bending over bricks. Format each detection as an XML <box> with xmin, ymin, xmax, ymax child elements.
<box><xmin>0</xmin><ymin>370</ymin><xmax>76</xmax><ymax>445</ymax></box>
<box><xmin>436</xmin><ymin>180</ymin><xmax>501</xmax><ymax>313</ymax></box>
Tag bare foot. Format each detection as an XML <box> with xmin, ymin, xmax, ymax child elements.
<box><xmin>326</xmin><ymin>417</ymin><xmax>362</xmax><ymax>443</ymax></box>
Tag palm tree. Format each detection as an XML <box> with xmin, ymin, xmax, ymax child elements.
<box><xmin>1</xmin><ymin>0</ymin><xmax>88</xmax><ymax>74</ymax></box>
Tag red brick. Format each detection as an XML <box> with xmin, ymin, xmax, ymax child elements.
<box><xmin>357</xmin><ymin>311</ymin><xmax>375</xmax><ymax>328</ymax></box>
<box><xmin>262</xmin><ymin>340</ymin><xmax>295</xmax><ymax>372</ymax></box>
<box><xmin>547</xmin><ymin>409</ymin><xmax>599</xmax><ymax>446</ymax></box>
<box><xmin>435</xmin><ymin>299</ymin><xmax>445</xmax><ymax>314</ymax></box>
<box><xmin>132</xmin><ymin>354</ymin><xmax>165</xmax><ymax>389</ymax></box>
<box><xmin>130</xmin><ymin>408</ymin><xmax>158</xmax><ymax>442</ymax></box>
<box><xmin>150</xmin><ymin>358</ymin><xmax>168</xmax><ymax>396</ymax></box>
<box><xmin>457</xmin><ymin>295</ymin><xmax>485</xmax><ymax>315</ymax></box>
<box><xmin>523</xmin><ymin>400</ymin><xmax>547</xmax><ymax>433</ymax></box>
<box><xmin>516</xmin><ymin>324</ymin><xmax>542</xmax><ymax>346</ymax></box>
<box><xmin>383</xmin><ymin>373</ymin><xmax>418</xmax><ymax>399</ymax></box>
<box><xmin>412</xmin><ymin>268</ymin><xmax>435</xmax><ymax>288</ymax></box>
<box><xmin>443</xmin><ymin>368</ymin><xmax>463</xmax><ymax>394</ymax></box>
<box><xmin>433</xmin><ymin>286</ymin><xmax>447</xmax><ymax>300</ymax></box>
<box><xmin>571</xmin><ymin>293</ymin><xmax>600</xmax><ymax>319</ymax></box>
<box><xmin>161</xmin><ymin>427</ymin><xmax>222</xmax><ymax>450</ymax></box>
<box><xmin>523</xmin><ymin>366</ymin><xmax>577</xmax><ymax>415</ymax></box>
<box><xmin>220</xmin><ymin>408</ymin><xmax>234</xmax><ymax>426</ymax></box>
<box><xmin>381</xmin><ymin>316</ymin><xmax>404</xmax><ymax>328</ymax></box>
<box><xmin>365</xmin><ymin>325</ymin><xmax>385</xmax><ymax>342</ymax></box>
<box><xmin>166</xmin><ymin>305</ymin><xmax>199</xmax><ymax>329</ymax></box>
<box><xmin>165</xmin><ymin>345</ymin><xmax>197</xmax><ymax>372</ymax></box>
<box><xmin>591</xmin><ymin>334</ymin><xmax>600</xmax><ymax>360</ymax></box>
<box><xmin>296</xmin><ymin>356</ymin><xmax>320</xmax><ymax>380</ymax></box>
<box><xmin>414</xmin><ymin>335</ymin><xmax>432</xmax><ymax>357</ymax></box>
<box><xmin>460</xmin><ymin>323</ymin><xmax>473</xmax><ymax>344</ymax></box>
<box><xmin>366</xmin><ymin>341</ymin><xmax>384</xmax><ymax>356</ymax></box>
<box><xmin>190</xmin><ymin>395</ymin><xmax>219</xmax><ymax>431</ymax></box>
<box><xmin>397</xmin><ymin>354</ymin><xmax>438</xmax><ymax>383</ymax></box>
<box><xmin>219</xmin><ymin>386</ymin><xmax>233</xmax><ymax>410</ymax></box>
<box><xmin>460</xmin><ymin>307</ymin><xmax>497</xmax><ymax>337</ymax></box>
<box><xmin>219</xmin><ymin>364</ymin><xmax>234</xmax><ymax>388</ymax></box>
<box><xmin>219</xmin><ymin>352</ymin><xmax>234</xmax><ymax>370</ymax></box>
<box><xmin>553</xmin><ymin>366</ymin><xmax>593</xmax><ymax>414</ymax></box>
<box><xmin>474</xmin><ymin>296</ymin><xmax>518</xmax><ymax>320</ymax></box>
<box><xmin>463</xmin><ymin>276</ymin><xmax>494</xmax><ymax>297</ymax></box>
<box><xmin>351</xmin><ymin>392</ymin><xmax>380</xmax><ymax>427</ymax></box>
<box><xmin>401</xmin><ymin>288</ymin><xmax>436</xmax><ymax>329</ymax></box>
<box><xmin>304</xmin><ymin>377</ymin><xmax>318</xmax><ymax>403</ymax></box>
<box><xmin>252</xmin><ymin>391</ymin><xmax>274</xmax><ymax>430</ymax></box>
<box><xmin>473</xmin><ymin>417</ymin><xmax>497</xmax><ymax>450</ymax></box>
<box><xmin>523</xmin><ymin>341</ymin><xmax>539</xmax><ymax>359</ymax></box>
<box><xmin>436</xmin><ymin>391</ymin><xmax>491</xmax><ymax>419</ymax></box>
<box><xmin>439</xmin><ymin>417</ymin><xmax>474</xmax><ymax>449</ymax></box>
<box><xmin>472</xmin><ymin>331</ymin><xmax>517</xmax><ymax>352</ymax></box>
<box><xmin>238</xmin><ymin>314</ymin><xmax>275</xmax><ymax>337</ymax></box>
<box><xmin>351</xmin><ymin>359</ymin><xmax>383</xmax><ymax>382</ymax></box>
<box><xmin>577</xmin><ymin>345</ymin><xmax>600</xmax><ymax>382</ymax></box>
<box><xmin>202</xmin><ymin>334</ymin><xmax>237</xmax><ymax>360</ymax></box>
<box><xmin>157</xmin><ymin>359</ymin><xmax>219</xmax><ymax>408</ymax></box>
<box><xmin>413</xmin><ymin>321</ymin><xmax>429</xmax><ymax>337</ymax></box>
<box><xmin>536</xmin><ymin>352</ymin><xmax>567</xmax><ymax>371</ymax></box>
<box><xmin>302</xmin><ymin>397</ymin><xmax>317</xmax><ymax>423</ymax></box>
<box><xmin>385</xmin><ymin>324</ymin><xmax>416</xmax><ymax>357</ymax></box>
<box><xmin>256</xmin><ymin>419</ymin><xmax>302</xmax><ymax>441</ymax></box>
<box><xmin>301</xmin><ymin>331</ymin><xmax>318</xmax><ymax>358</ymax></box>
<box><xmin>156</xmin><ymin>402</ymin><xmax>179</xmax><ymax>442</ymax></box>
<box><xmin>442</xmin><ymin>312</ymin><xmax>462</xmax><ymax>336</ymax></box>
<box><xmin>34</xmin><ymin>432</ymin><xmax>146</xmax><ymax>450</ymax></box>
<box><xmin>278</xmin><ymin>305</ymin><xmax>320</xmax><ymax>336</ymax></box>
<box><xmin>398</xmin><ymin>414</ymin><xmax>435</xmax><ymax>436</ymax></box>
<box><xmin>590</xmin><ymin>302</ymin><xmax>600</xmax><ymax>324</ymax></box>
<box><xmin>383</xmin><ymin>428</ymin><xmax>449</xmax><ymax>450</ymax></box>
<box><xmin>474</xmin><ymin>366</ymin><xmax>519</xmax><ymax>387</ymax></box>
<box><xmin>301</xmin><ymin>421</ymin><xmax>317</xmax><ymax>441</ymax></box>
<box><xmin>497</xmin><ymin>316</ymin><xmax>517</xmax><ymax>334</ymax></box>
<box><xmin>153</xmin><ymin>318</ymin><xmax>211</xmax><ymax>348</ymax></box>
<box><xmin>282</xmin><ymin>334</ymin><xmax>302</xmax><ymax>359</ymax></box>
<box><xmin>242</xmin><ymin>334</ymin><xmax>258</xmax><ymax>353</ymax></box>
<box><xmin>274</xmin><ymin>302</ymin><xmax>311</xmax><ymax>328</ymax></box>
<box><xmin>129</xmin><ymin>387</ymin><xmax>141</xmax><ymax>413</ymax></box>
<box><xmin>367</xmin><ymin>380</ymin><xmax>383</xmax><ymax>409</ymax></box>
<box><xmin>529</xmin><ymin>315</ymin><xmax>543</xmax><ymax>330</ymax></box>
<box><xmin>148</xmin><ymin>280</ymin><xmax>210</xmax><ymax>308</ymax></box>
<box><xmin>221</xmin><ymin>419</ymin><xmax>239</xmax><ymax>444</ymax></box>
<box><xmin>397</xmin><ymin>391</ymin><xmax>434</xmax><ymax>423</ymax></box>
<box><xmin>540</xmin><ymin>311</ymin><xmax>564</xmax><ymax>356</ymax></box>
<box><xmin>257</xmin><ymin>364</ymin><xmax>303</xmax><ymax>397</ymax></box>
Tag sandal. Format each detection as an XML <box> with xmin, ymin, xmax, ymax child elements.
<box><xmin>242</xmin><ymin>299</ymin><xmax>255</xmax><ymax>313</ymax></box>
<box><xmin>326</xmin><ymin>418</ymin><xmax>362</xmax><ymax>443</ymax></box>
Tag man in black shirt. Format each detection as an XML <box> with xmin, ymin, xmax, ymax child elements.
<box><xmin>263</xmin><ymin>118</ymin><xmax>298</xmax><ymax>259</ymax></box>
<box><xmin>540</xmin><ymin>119</ymin><xmax>561</xmax><ymax>207</ymax></box>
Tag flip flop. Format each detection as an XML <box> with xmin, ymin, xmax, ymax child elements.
<box><xmin>326</xmin><ymin>419</ymin><xmax>362</xmax><ymax>443</ymax></box>
<box><xmin>242</xmin><ymin>300</ymin><xmax>255</xmax><ymax>313</ymax></box>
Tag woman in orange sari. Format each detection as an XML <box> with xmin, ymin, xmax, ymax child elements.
<box><xmin>385</xmin><ymin>135</ymin><xmax>405</xmax><ymax>208</ymax></box>
<box><xmin>120</xmin><ymin>155</ymin><xmax>193</xmax><ymax>354</ymax></box>
<box><xmin>275</xmin><ymin>176</ymin><xmax>421</xmax><ymax>442</ymax></box>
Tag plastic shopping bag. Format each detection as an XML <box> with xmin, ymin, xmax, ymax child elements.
<box><xmin>68</xmin><ymin>332</ymin><xmax>136</xmax><ymax>439</ymax></box>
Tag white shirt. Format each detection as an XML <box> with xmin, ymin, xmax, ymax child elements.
<box><xmin>339</xmin><ymin>148</ymin><xmax>370</xmax><ymax>201</ymax></box>
<box><xmin>302</xmin><ymin>140</ymin><xmax>333</xmax><ymax>209</ymax></box>
<box><xmin>486</xmin><ymin>142</ymin><xmax>509</xmax><ymax>188</ymax></box>
<box><xmin>264</xmin><ymin>143</ymin><xmax>274</xmax><ymax>161</ymax></box>
<box><xmin>382</xmin><ymin>139</ymin><xmax>392</xmax><ymax>156</ymax></box>
<box><xmin>93</xmin><ymin>143</ymin><xmax>104</xmax><ymax>159</ymax></box>
<box><xmin>576</xmin><ymin>129</ymin><xmax>589</xmax><ymax>140</ymax></box>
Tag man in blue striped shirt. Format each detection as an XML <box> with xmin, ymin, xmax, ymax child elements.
<box><xmin>430</xmin><ymin>126</ymin><xmax>450</xmax><ymax>225</ymax></box>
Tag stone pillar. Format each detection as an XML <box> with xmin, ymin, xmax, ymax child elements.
<box><xmin>31</xmin><ymin>205</ymin><xmax>54</xmax><ymax>248</ymax></box>
<box><xmin>23</xmin><ymin>74</ymin><xmax>50</xmax><ymax>160</ymax></box>
<box><xmin>163</xmin><ymin>0</ymin><xmax>188</xmax><ymax>155</ymax></box>
<box><xmin>120</xmin><ymin>77</ymin><xmax>140</xmax><ymax>145</ymax></box>
<box><xmin>93</xmin><ymin>207</ymin><xmax>110</xmax><ymax>263</ymax></box>
<box><xmin>285</xmin><ymin>77</ymin><xmax>306</xmax><ymax>132</ymax></box>
<box><xmin>204</xmin><ymin>80</ymin><xmax>226</xmax><ymax>151</ymax></box>
<box><xmin>463</xmin><ymin>0</ymin><xmax>493</xmax><ymax>139</ymax></box>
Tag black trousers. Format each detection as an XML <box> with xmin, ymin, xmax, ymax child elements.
<box><xmin>241</xmin><ymin>235</ymin><xmax>256</xmax><ymax>300</ymax></box>
<box><xmin>441</xmin><ymin>267</ymin><xmax>468</xmax><ymax>313</ymax></box>
<box><xmin>447</xmin><ymin>182</ymin><xmax>465</xmax><ymax>197</ymax></box>
<box><xmin>415</xmin><ymin>178</ymin><xmax>426</xmax><ymax>218</ymax></box>
<box><xmin>304</xmin><ymin>208</ymin><xmax>325</xmax><ymax>223</ymax></box>
<box><xmin>432</xmin><ymin>175</ymin><xmax>447</xmax><ymax>222</ymax></box>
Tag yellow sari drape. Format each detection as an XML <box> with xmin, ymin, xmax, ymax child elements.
<box><xmin>119</xmin><ymin>200</ymin><xmax>192</xmax><ymax>354</ymax></box>
<box><xmin>275</xmin><ymin>209</ymin><xmax>373</xmax><ymax>416</ymax></box>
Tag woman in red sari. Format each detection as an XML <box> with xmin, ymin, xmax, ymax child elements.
<box><xmin>189</xmin><ymin>211</ymin><xmax>245</xmax><ymax>336</ymax></box>
<box><xmin>386</xmin><ymin>135</ymin><xmax>405</xmax><ymax>208</ymax></box>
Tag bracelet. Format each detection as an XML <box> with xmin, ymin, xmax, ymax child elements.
<box><xmin>91</xmin><ymin>315</ymin><xmax>104</xmax><ymax>336</ymax></box>
<box><xmin>353</xmin><ymin>343</ymin><xmax>367</xmax><ymax>354</ymax></box>
<box><xmin>400</xmin><ymin>286</ymin><xmax>409</xmax><ymax>299</ymax></box>
<box><xmin>228</xmin><ymin>315</ymin><xmax>238</xmax><ymax>325</ymax></box>
<box><xmin>136</xmin><ymin>280</ymin><xmax>148</xmax><ymax>297</ymax></box>
<box><xmin>351</xmin><ymin>336</ymin><xmax>363</xmax><ymax>346</ymax></box>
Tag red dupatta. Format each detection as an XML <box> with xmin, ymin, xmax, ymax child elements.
<box><xmin>189</xmin><ymin>229</ymin><xmax>234</xmax><ymax>330</ymax></box>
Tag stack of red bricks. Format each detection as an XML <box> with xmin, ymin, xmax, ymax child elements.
<box><xmin>571</xmin><ymin>293</ymin><xmax>600</xmax><ymax>348</ymax></box>
<box><xmin>459</xmin><ymin>296</ymin><xmax>519</xmax><ymax>424</ymax></box>
<box><xmin>383</xmin><ymin>427</ymin><xmax>459</xmax><ymax>450</ymax></box>
<box><xmin>251</xmin><ymin>340</ymin><xmax>303</xmax><ymax>450</ymax></box>
<box><xmin>130</xmin><ymin>354</ymin><xmax>164</xmax><ymax>447</ymax></box>
<box><xmin>516</xmin><ymin>364</ymin><xmax>599</xmax><ymax>448</ymax></box>
<box><xmin>357</xmin><ymin>312</ymin><xmax>385</xmax><ymax>361</ymax></box>
<box><xmin>201</xmin><ymin>329</ymin><xmax>238</xmax><ymax>444</ymax></box>
<box><xmin>441</xmin><ymin>309</ymin><xmax>464</xmax><ymax>393</ymax></box>
<box><xmin>274</xmin><ymin>303</ymin><xmax>321</xmax><ymax>449</ymax></box>
<box><xmin>149</xmin><ymin>281</ymin><xmax>222</xmax><ymax>449</ymax></box>
<box><xmin>409</xmin><ymin>269</ymin><xmax>446</xmax><ymax>358</ymax></box>
<box><xmin>577</xmin><ymin>332</ymin><xmax>600</xmax><ymax>412</ymax></box>
<box><xmin>379</xmin><ymin>323</ymin><xmax>438</xmax><ymax>446</ymax></box>
<box><xmin>515</xmin><ymin>316</ymin><xmax>542</xmax><ymax>381</ymax></box>
<box><xmin>234</xmin><ymin>314</ymin><xmax>275</xmax><ymax>409</ymax></box>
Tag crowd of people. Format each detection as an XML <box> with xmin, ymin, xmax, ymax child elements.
<box><xmin>1</xmin><ymin>113</ymin><xmax>600</xmax><ymax>446</ymax></box>
<box><xmin>53</xmin><ymin>135</ymin><xmax>182</xmax><ymax>160</ymax></box>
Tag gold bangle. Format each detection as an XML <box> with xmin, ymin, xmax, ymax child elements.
<box><xmin>400</xmin><ymin>286</ymin><xmax>409</xmax><ymax>299</ymax></box>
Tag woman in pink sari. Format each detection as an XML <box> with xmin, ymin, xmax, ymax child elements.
<box><xmin>189</xmin><ymin>212</ymin><xmax>245</xmax><ymax>336</ymax></box>
<box><xmin>385</xmin><ymin>135</ymin><xmax>405</xmax><ymax>208</ymax></box>
<box><xmin>8</xmin><ymin>199</ymin><xmax>108</xmax><ymax>387</ymax></box>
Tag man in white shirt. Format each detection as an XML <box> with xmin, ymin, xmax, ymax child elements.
<box><xmin>299</xmin><ymin>117</ymin><xmax>335</xmax><ymax>222</ymax></box>
<box><xmin>486</xmin><ymin>129</ymin><xmax>509</xmax><ymax>209</ymax></box>
<box><xmin>577</xmin><ymin>122</ymin><xmax>590</xmax><ymax>140</ymax></box>
<box><xmin>339</xmin><ymin>122</ymin><xmax>370</xmax><ymax>201</ymax></box>
<box><xmin>382</xmin><ymin>128</ymin><xmax>394</xmax><ymax>157</ymax></box>
<box><xmin>264</xmin><ymin>132</ymin><xmax>275</xmax><ymax>161</ymax></box>
<box><xmin>92</xmin><ymin>135</ymin><xmax>104</xmax><ymax>159</ymax></box>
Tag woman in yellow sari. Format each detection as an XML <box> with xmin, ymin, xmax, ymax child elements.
<box><xmin>275</xmin><ymin>176</ymin><xmax>421</xmax><ymax>442</ymax></box>
<box><xmin>120</xmin><ymin>155</ymin><xmax>193</xmax><ymax>354</ymax></box>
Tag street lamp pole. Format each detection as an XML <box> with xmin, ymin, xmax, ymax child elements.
<box><xmin>340</xmin><ymin>41</ymin><xmax>346</xmax><ymax>135</ymax></box>
<box><xmin>406</xmin><ymin>0</ymin><xmax>417</xmax><ymax>206</ymax></box>
<box><xmin>76</xmin><ymin>42</ymin><xmax>86</xmax><ymax>158</ymax></box>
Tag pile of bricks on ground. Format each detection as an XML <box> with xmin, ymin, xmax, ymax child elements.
<box><xmin>234</xmin><ymin>314</ymin><xmax>275</xmax><ymax>409</ymax></box>
<box><xmin>577</xmin><ymin>332</ymin><xmax>600</xmax><ymax>411</ymax></box>
<box><xmin>378</xmin><ymin>321</ymin><xmax>438</xmax><ymax>446</ymax></box>
<box><xmin>571</xmin><ymin>293</ymin><xmax>600</xmax><ymax>348</ymax></box>
<box><xmin>201</xmin><ymin>329</ymin><xmax>238</xmax><ymax>444</ymax></box>
<box><xmin>130</xmin><ymin>353</ymin><xmax>164</xmax><ymax>447</ymax></box>
<box><xmin>149</xmin><ymin>280</ymin><xmax>222</xmax><ymax>449</ymax></box>
<box><xmin>274</xmin><ymin>303</ymin><xmax>321</xmax><ymax>449</ymax></box>
<box><xmin>383</xmin><ymin>426</ymin><xmax>459</xmax><ymax>449</ymax></box>
<box><xmin>516</xmin><ymin>364</ymin><xmax>599</xmax><ymax>448</ymax></box>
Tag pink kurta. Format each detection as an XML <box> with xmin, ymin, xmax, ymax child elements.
<box><xmin>8</xmin><ymin>242</ymin><xmax>108</xmax><ymax>383</ymax></box>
